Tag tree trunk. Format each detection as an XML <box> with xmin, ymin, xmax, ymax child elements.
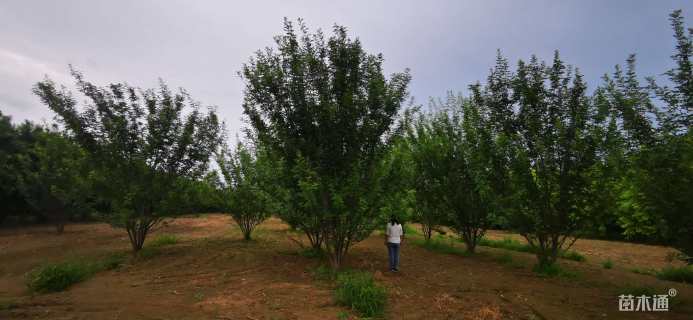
<box><xmin>422</xmin><ymin>223</ymin><xmax>433</xmax><ymax>241</ymax></box>
<box><xmin>55</xmin><ymin>223</ymin><xmax>65</xmax><ymax>234</ymax></box>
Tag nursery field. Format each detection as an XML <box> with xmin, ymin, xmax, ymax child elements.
<box><xmin>0</xmin><ymin>214</ymin><xmax>691</xmax><ymax>320</ymax></box>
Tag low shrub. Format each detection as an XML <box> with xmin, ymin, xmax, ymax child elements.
<box><xmin>26</xmin><ymin>261</ymin><xmax>96</xmax><ymax>293</ymax></box>
<box><xmin>26</xmin><ymin>253</ymin><xmax>128</xmax><ymax>293</ymax></box>
<box><xmin>602</xmin><ymin>259</ymin><xmax>614</xmax><ymax>269</ymax></box>
<box><xmin>335</xmin><ymin>271</ymin><xmax>387</xmax><ymax>318</ymax></box>
<box><xmin>656</xmin><ymin>266</ymin><xmax>693</xmax><ymax>283</ymax></box>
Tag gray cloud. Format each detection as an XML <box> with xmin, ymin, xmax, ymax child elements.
<box><xmin>1</xmin><ymin>0</ymin><xmax>691</xmax><ymax>138</ymax></box>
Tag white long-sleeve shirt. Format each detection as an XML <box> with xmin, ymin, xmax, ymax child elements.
<box><xmin>386</xmin><ymin>223</ymin><xmax>403</xmax><ymax>244</ymax></box>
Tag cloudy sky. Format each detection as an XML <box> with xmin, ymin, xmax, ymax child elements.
<box><xmin>1</xmin><ymin>1</ymin><xmax>691</xmax><ymax>137</ymax></box>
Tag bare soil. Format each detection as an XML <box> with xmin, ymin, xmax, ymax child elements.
<box><xmin>1</xmin><ymin>214</ymin><xmax>691</xmax><ymax>319</ymax></box>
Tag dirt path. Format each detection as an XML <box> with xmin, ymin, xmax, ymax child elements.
<box><xmin>1</xmin><ymin>215</ymin><xmax>691</xmax><ymax>319</ymax></box>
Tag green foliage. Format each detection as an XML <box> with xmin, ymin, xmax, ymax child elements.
<box><xmin>334</xmin><ymin>271</ymin><xmax>387</xmax><ymax>318</ymax></box>
<box><xmin>656</xmin><ymin>266</ymin><xmax>693</xmax><ymax>283</ymax></box>
<box><xmin>34</xmin><ymin>69</ymin><xmax>223</xmax><ymax>251</ymax></box>
<box><xmin>217</xmin><ymin>143</ymin><xmax>275</xmax><ymax>241</ymax></box>
<box><xmin>602</xmin><ymin>259</ymin><xmax>614</xmax><ymax>269</ymax></box>
<box><xmin>26</xmin><ymin>254</ymin><xmax>127</xmax><ymax>293</ymax></box>
<box><xmin>18</xmin><ymin>129</ymin><xmax>94</xmax><ymax>233</ymax></box>
<box><xmin>241</xmin><ymin>19</ymin><xmax>410</xmax><ymax>268</ymax></box>
<box><xmin>336</xmin><ymin>311</ymin><xmax>350</xmax><ymax>320</ymax></box>
<box><xmin>505</xmin><ymin>52</ymin><xmax>597</xmax><ymax>268</ymax></box>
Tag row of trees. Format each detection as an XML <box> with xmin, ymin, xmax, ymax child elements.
<box><xmin>1</xmin><ymin>11</ymin><xmax>690</xmax><ymax>269</ymax></box>
<box><xmin>398</xmin><ymin>11</ymin><xmax>692</xmax><ymax>267</ymax></box>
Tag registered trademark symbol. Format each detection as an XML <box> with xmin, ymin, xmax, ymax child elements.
<box><xmin>668</xmin><ymin>288</ymin><xmax>678</xmax><ymax>297</ymax></box>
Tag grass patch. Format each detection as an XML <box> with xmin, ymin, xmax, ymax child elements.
<box><xmin>27</xmin><ymin>260</ymin><xmax>96</xmax><ymax>293</ymax></box>
<box><xmin>602</xmin><ymin>259</ymin><xmax>614</xmax><ymax>269</ymax></box>
<box><xmin>476</xmin><ymin>237</ymin><xmax>586</xmax><ymax>262</ymax></box>
<box><xmin>413</xmin><ymin>237</ymin><xmax>469</xmax><ymax>256</ymax></box>
<box><xmin>26</xmin><ymin>253</ymin><xmax>128</xmax><ymax>293</ymax></box>
<box><xmin>532</xmin><ymin>263</ymin><xmax>578</xmax><ymax>278</ymax></box>
<box><xmin>656</xmin><ymin>266</ymin><xmax>693</xmax><ymax>283</ymax></box>
<box><xmin>334</xmin><ymin>271</ymin><xmax>387</xmax><ymax>318</ymax></box>
<box><xmin>337</xmin><ymin>311</ymin><xmax>350</xmax><ymax>320</ymax></box>
<box><xmin>148</xmin><ymin>234</ymin><xmax>179</xmax><ymax>247</ymax></box>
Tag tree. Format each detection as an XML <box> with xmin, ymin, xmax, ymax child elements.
<box><xmin>217</xmin><ymin>143</ymin><xmax>274</xmax><ymax>240</ymax></box>
<box><xmin>508</xmin><ymin>52</ymin><xmax>597</xmax><ymax>268</ymax></box>
<box><xmin>406</xmin><ymin>110</ymin><xmax>452</xmax><ymax>241</ymax></box>
<box><xmin>241</xmin><ymin>19</ymin><xmax>410</xmax><ymax>268</ymax></box>
<box><xmin>34</xmin><ymin>69</ymin><xmax>222</xmax><ymax>251</ymax></box>
<box><xmin>18</xmin><ymin>129</ymin><xmax>93</xmax><ymax>233</ymax></box>
<box><xmin>632</xmin><ymin>10</ymin><xmax>693</xmax><ymax>260</ymax></box>
<box><xmin>0</xmin><ymin>110</ymin><xmax>23</xmax><ymax>224</ymax></box>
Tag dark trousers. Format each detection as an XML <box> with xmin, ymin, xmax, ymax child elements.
<box><xmin>387</xmin><ymin>242</ymin><xmax>400</xmax><ymax>270</ymax></box>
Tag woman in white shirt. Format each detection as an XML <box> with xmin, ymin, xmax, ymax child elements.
<box><xmin>385</xmin><ymin>216</ymin><xmax>404</xmax><ymax>272</ymax></box>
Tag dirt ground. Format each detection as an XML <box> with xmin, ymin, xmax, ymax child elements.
<box><xmin>1</xmin><ymin>214</ymin><xmax>691</xmax><ymax>319</ymax></box>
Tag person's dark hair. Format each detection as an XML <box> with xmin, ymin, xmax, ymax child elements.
<box><xmin>389</xmin><ymin>216</ymin><xmax>399</xmax><ymax>225</ymax></box>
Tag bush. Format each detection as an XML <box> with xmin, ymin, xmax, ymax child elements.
<box><xmin>656</xmin><ymin>266</ymin><xmax>693</xmax><ymax>283</ymax></box>
<box><xmin>602</xmin><ymin>259</ymin><xmax>614</xmax><ymax>269</ymax></box>
<box><xmin>335</xmin><ymin>271</ymin><xmax>387</xmax><ymax>318</ymax></box>
<box><xmin>26</xmin><ymin>261</ymin><xmax>95</xmax><ymax>293</ymax></box>
<box><xmin>26</xmin><ymin>253</ymin><xmax>128</xmax><ymax>293</ymax></box>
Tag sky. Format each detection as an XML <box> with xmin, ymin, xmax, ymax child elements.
<box><xmin>1</xmin><ymin>0</ymin><xmax>692</xmax><ymax>139</ymax></box>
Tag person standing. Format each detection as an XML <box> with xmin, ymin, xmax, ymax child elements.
<box><xmin>385</xmin><ymin>216</ymin><xmax>404</xmax><ymax>272</ymax></box>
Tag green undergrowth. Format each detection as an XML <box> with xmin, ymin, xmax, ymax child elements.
<box><xmin>311</xmin><ymin>266</ymin><xmax>387</xmax><ymax>318</ymax></box>
<box><xmin>334</xmin><ymin>271</ymin><xmax>387</xmax><ymax>318</ymax></box>
<box><xmin>26</xmin><ymin>252</ymin><xmax>127</xmax><ymax>293</ymax></box>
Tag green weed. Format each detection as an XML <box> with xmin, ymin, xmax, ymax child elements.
<box><xmin>602</xmin><ymin>259</ymin><xmax>614</xmax><ymax>269</ymax></box>
<box><xmin>334</xmin><ymin>271</ymin><xmax>386</xmax><ymax>318</ymax></box>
